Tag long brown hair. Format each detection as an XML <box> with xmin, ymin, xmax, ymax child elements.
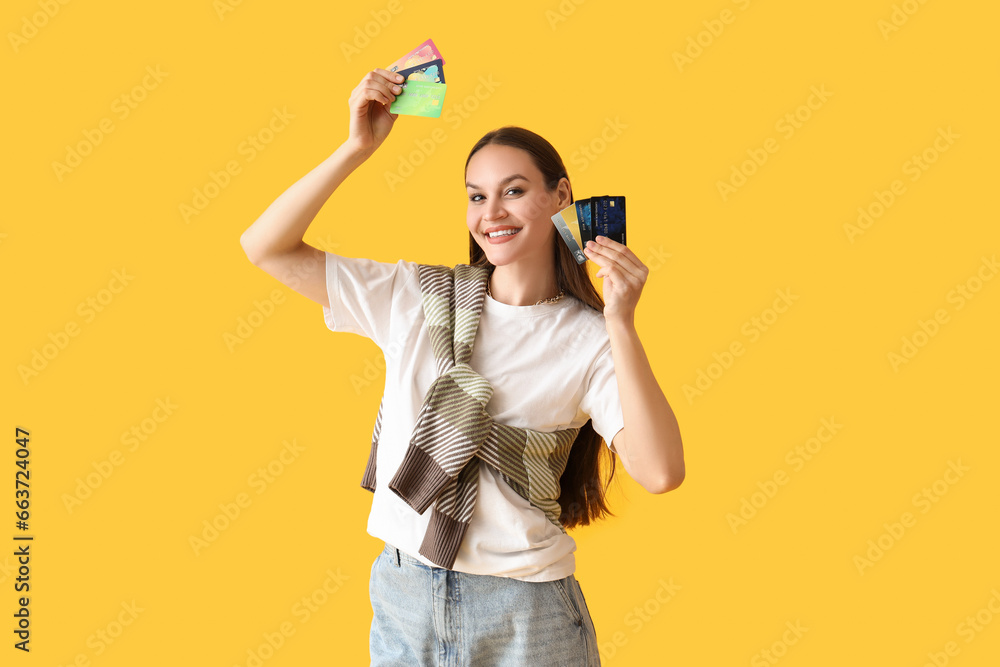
<box><xmin>465</xmin><ymin>126</ymin><xmax>619</xmax><ymax>530</ymax></box>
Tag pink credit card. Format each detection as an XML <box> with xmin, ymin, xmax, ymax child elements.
<box><xmin>387</xmin><ymin>39</ymin><xmax>445</xmax><ymax>72</ymax></box>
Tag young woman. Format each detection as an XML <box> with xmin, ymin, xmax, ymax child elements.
<box><xmin>240</xmin><ymin>67</ymin><xmax>684</xmax><ymax>666</ymax></box>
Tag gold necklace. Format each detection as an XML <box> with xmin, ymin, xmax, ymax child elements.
<box><xmin>487</xmin><ymin>277</ymin><xmax>565</xmax><ymax>305</ymax></box>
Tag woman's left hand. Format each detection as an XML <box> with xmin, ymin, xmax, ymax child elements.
<box><xmin>583</xmin><ymin>235</ymin><xmax>648</xmax><ymax>324</ymax></box>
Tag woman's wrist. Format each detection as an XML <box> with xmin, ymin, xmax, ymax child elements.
<box><xmin>339</xmin><ymin>136</ymin><xmax>378</xmax><ymax>163</ymax></box>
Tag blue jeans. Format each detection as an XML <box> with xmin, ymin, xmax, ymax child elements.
<box><xmin>369</xmin><ymin>541</ymin><xmax>601</xmax><ymax>666</ymax></box>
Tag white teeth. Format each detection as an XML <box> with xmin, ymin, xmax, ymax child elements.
<box><xmin>487</xmin><ymin>228</ymin><xmax>520</xmax><ymax>238</ymax></box>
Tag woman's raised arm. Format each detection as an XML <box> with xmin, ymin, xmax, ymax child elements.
<box><xmin>239</xmin><ymin>67</ymin><xmax>405</xmax><ymax>305</ymax></box>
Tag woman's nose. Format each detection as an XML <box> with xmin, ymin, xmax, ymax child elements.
<box><xmin>483</xmin><ymin>200</ymin><xmax>506</xmax><ymax>221</ymax></box>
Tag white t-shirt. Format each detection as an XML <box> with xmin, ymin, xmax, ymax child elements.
<box><xmin>322</xmin><ymin>252</ymin><xmax>625</xmax><ymax>582</ymax></box>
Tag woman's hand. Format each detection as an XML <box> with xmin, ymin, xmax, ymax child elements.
<box><xmin>583</xmin><ymin>235</ymin><xmax>648</xmax><ymax>324</ymax></box>
<box><xmin>346</xmin><ymin>68</ymin><xmax>403</xmax><ymax>155</ymax></box>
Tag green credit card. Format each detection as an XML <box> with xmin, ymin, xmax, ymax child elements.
<box><xmin>389</xmin><ymin>81</ymin><xmax>447</xmax><ymax>118</ymax></box>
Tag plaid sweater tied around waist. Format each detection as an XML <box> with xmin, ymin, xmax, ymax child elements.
<box><xmin>360</xmin><ymin>263</ymin><xmax>581</xmax><ymax>570</ymax></box>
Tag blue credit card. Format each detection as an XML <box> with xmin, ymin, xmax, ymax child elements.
<box><xmin>576</xmin><ymin>198</ymin><xmax>594</xmax><ymax>245</ymax></box>
<box><xmin>395</xmin><ymin>59</ymin><xmax>445</xmax><ymax>84</ymax></box>
<box><xmin>592</xmin><ymin>196</ymin><xmax>626</xmax><ymax>245</ymax></box>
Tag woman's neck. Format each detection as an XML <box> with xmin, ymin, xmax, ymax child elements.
<box><xmin>488</xmin><ymin>262</ymin><xmax>561</xmax><ymax>306</ymax></box>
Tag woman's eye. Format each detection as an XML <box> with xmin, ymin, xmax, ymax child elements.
<box><xmin>469</xmin><ymin>188</ymin><xmax>520</xmax><ymax>202</ymax></box>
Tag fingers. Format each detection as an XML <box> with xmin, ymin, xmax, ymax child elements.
<box><xmin>584</xmin><ymin>236</ymin><xmax>629</xmax><ymax>265</ymax></box>
<box><xmin>371</xmin><ymin>67</ymin><xmax>404</xmax><ymax>86</ymax></box>
<box><xmin>355</xmin><ymin>69</ymin><xmax>405</xmax><ymax>107</ymax></box>
<box><xmin>585</xmin><ymin>237</ymin><xmax>648</xmax><ymax>281</ymax></box>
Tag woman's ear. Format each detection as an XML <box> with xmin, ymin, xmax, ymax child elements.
<box><xmin>556</xmin><ymin>177</ymin><xmax>573</xmax><ymax>209</ymax></box>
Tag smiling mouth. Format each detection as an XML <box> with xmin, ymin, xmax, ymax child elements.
<box><xmin>486</xmin><ymin>228</ymin><xmax>521</xmax><ymax>238</ymax></box>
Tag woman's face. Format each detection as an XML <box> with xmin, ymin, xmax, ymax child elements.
<box><xmin>465</xmin><ymin>144</ymin><xmax>569</xmax><ymax>268</ymax></box>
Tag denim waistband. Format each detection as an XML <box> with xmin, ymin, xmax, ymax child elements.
<box><xmin>383</xmin><ymin>541</ymin><xmax>438</xmax><ymax>570</ymax></box>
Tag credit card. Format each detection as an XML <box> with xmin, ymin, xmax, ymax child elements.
<box><xmin>396</xmin><ymin>58</ymin><xmax>445</xmax><ymax>84</ymax></box>
<box><xmin>576</xmin><ymin>198</ymin><xmax>594</xmax><ymax>245</ymax></box>
<box><xmin>386</xmin><ymin>40</ymin><xmax>447</xmax><ymax>117</ymax></box>
<box><xmin>552</xmin><ymin>196</ymin><xmax>627</xmax><ymax>261</ymax></box>
<box><xmin>592</xmin><ymin>196</ymin><xmax>626</xmax><ymax>245</ymax></box>
<box><xmin>388</xmin><ymin>80</ymin><xmax>447</xmax><ymax>118</ymax></box>
<box><xmin>551</xmin><ymin>202</ymin><xmax>587</xmax><ymax>264</ymax></box>
<box><xmin>388</xmin><ymin>38</ymin><xmax>446</xmax><ymax>72</ymax></box>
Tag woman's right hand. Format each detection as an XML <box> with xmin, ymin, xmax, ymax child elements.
<box><xmin>346</xmin><ymin>68</ymin><xmax>404</xmax><ymax>156</ymax></box>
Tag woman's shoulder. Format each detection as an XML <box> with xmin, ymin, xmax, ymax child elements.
<box><xmin>564</xmin><ymin>293</ymin><xmax>606</xmax><ymax>323</ymax></box>
<box><xmin>544</xmin><ymin>295</ymin><xmax>610</xmax><ymax>358</ymax></box>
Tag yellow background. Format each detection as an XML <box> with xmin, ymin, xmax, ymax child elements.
<box><xmin>4</xmin><ymin>0</ymin><xmax>999</xmax><ymax>664</ymax></box>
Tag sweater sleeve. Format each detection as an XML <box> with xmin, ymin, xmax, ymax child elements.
<box><xmin>578</xmin><ymin>342</ymin><xmax>625</xmax><ymax>449</ymax></box>
<box><xmin>322</xmin><ymin>252</ymin><xmax>417</xmax><ymax>350</ymax></box>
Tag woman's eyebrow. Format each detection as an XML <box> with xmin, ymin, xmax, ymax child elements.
<box><xmin>465</xmin><ymin>174</ymin><xmax>528</xmax><ymax>190</ymax></box>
